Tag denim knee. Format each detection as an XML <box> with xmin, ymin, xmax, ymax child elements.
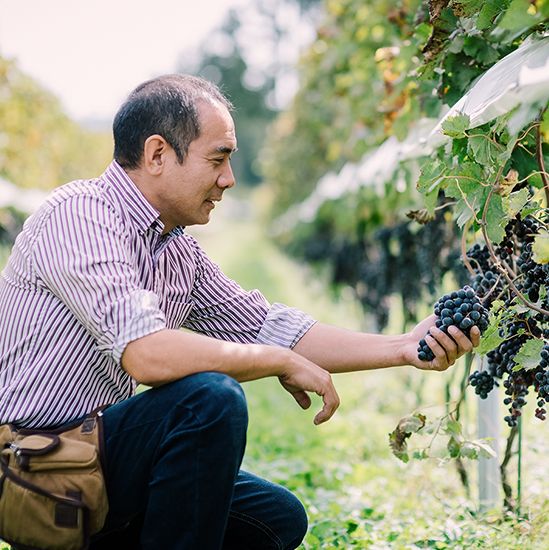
<box><xmin>281</xmin><ymin>490</ymin><xmax>308</xmax><ymax>549</ymax></box>
<box><xmin>162</xmin><ymin>372</ymin><xmax>249</xmax><ymax>437</ymax></box>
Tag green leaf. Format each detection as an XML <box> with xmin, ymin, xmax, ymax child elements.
<box><xmin>443</xmin><ymin>418</ymin><xmax>462</xmax><ymax>435</ymax></box>
<box><xmin>468</xmin><ymin>129</ymin><xmax>501</xmax><ymax>166</ymax></box>
<box><xmin>444</xmin><ymin>162</ymin><xmax>484</xmax><ymax>199</ymax></box>
<box><xmin>424</xmin><ymin>188</ymin><xmax>440</xmax><ymax>216</ymax></box>
<box><xmin>512</xmin><ymin>337</ymin><xmax>544</xmax><ymax>371</ymax></box>
<box><xmin>477</xmin><ymin>0</ymin><xmax>509</xmax><ymax>30</ymax></box>
<box><xmin>532</xmin><ymin>232</ymin><xmax>549</xmax><ymax>264</ymax></box>
<box><xmin>417</xmin><ymin>161</ymin><xmax>447</xmax><ymax>195</ymax></box>
<box><xmin>485</xmin><ymin>193</ymin><xmax>506</xmax><ymax>243</ymax></box>
<box><xmin>496</xmin><ymin>0</ymin><xmax>538</xmax><ymax>35</ymax></box>
<box><xmin>472</xmin><ymin>439</ymin><xmax>497</xmax><ymax>459</ymax></box>
<box><xmin>449</xmin><ymin>0</ymin><xmax>484</xmax><ymax>19</ymax></box>
<box><xmin>503</xmin><ymin>188</ymin><xmax>530</xmax><ymax>220</ymax></box>
<box><xmin>475</xmin><ymin>324</ymin><xmax>505</xmax><ymax>356</ymax></box>
<box><xmin>447</xmin><ymin>436</ymin><xmax>461</xmax><ymax>458</ymax></box>
<box><xmin>452</xmin><ymin>182</ymin><xmax>490</xmax><ymax>227</ymax></box>
<box><xmin>448</xmin><ymin>34</ymin><xmax>465</xmax><ymax>54</ymax></box>
<box><xmin>441</xmin><ymin>113</ymin><xmax>470</xmax><ymax>138</ymax></box>
<box><xmin>460</xmin><ymin>439</ymin><xmax>496</xmax><ymax>459</ymax></box>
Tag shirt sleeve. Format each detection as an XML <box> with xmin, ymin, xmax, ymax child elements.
<box><xmin>30</xmin><ymin>192</ymin><xmax>167</xmax><ymax>365</ymax></box>
<box><xmin>181</xmin><ymin>235</ymin><xmax>316</xmax><ymax>348</ymax></box>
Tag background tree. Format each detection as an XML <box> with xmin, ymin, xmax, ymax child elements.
<box><xmin>178</xmin><ymin>0</ymin><xmax>322</xmax><ymax>187</ymax></box>
<box><xmin>0</xmin><ymin>55</ymin><xmax>112</xmax><ymax>191</ymax></box>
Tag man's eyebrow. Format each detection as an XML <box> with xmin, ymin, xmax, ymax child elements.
<box><xmin>214</xmin><ymin>145</ymin><xmax>238</xmax><ymax>155</ymax></box>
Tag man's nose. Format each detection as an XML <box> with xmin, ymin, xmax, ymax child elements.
<box><xmin>217</xmin><ymin>161</ymin><xmax>235</xmax><ymax>189</ymax></box>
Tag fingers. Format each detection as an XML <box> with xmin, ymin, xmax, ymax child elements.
<box><xmin>425</xmin><ymin>324</ymin><xmax>478</xmax><ymax>370</ymax></box>
<box><xmin>287</xmin><ymin>388</ymin><xmax>312</xmax><ymax>411</ymax></box>
<box><xmin>313</xmin><ymin>384</ymin><xmax>340</xmax><ymax>425</ymax></box>
<box><xmin>278</xmin><ymin>362</ymin><xmax>340</xmax><ymax>425</ymax></box>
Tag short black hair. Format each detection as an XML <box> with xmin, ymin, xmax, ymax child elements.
<box><xmin>113</xmin><ymin>74</ymin><xmax>233</xmax><ymax>170</ymax></box>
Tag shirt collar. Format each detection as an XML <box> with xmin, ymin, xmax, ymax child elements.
<box><xmin>102</xmin><ymin>160</ymin><xmax>165</xmax><ymax>236</ymax></box>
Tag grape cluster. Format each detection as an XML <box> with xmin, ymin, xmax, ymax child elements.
<box><xmin>486</xmin><ymin>319</ymin><xmax>539</xmax><ymax>379</ymax></box>
<box><xmin>534</xmin><ymin>345</ymin><xmax>549</xmax><ymax>421</ymax></box>
<box><xmin>469</xmin><ymin>370</ymin><xmax>496</xmax><ymax>398</ymax></box>
<box><xmin>417</xmin><ymin>286</ymin><xmax>490</xmax><ymax>362</ymax></box>
<box><xmin>466</xmin><ymin>244</ymin><xmax>504</xmax><ymax>307</ymax></box>
<box><xmin>502</xmin><ymin>374</ymin><xmax>531</xmax><ymax>427</ymax></box>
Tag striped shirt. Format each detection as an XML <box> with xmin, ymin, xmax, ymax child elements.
<box><xmin>0</xmin><ymin>161</ymin><xmax>315</xmax><ymax>428</ymax></box>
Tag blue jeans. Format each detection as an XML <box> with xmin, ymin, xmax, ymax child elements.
<box><xmin>89</xmin><ymin>372</ymin><xmax>307</xmax><ymax>550</ymax></box>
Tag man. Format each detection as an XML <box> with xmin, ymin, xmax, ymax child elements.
<box><xmin>0</xmin><ymin>74</ymin><xmax>479</xmax><ymax>549</ymax></box>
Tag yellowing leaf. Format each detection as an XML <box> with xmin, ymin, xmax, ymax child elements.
<box><xmin>532</xmin><ymin>232</ymin><xmax>549</xmax><ymax>264</ymax></box>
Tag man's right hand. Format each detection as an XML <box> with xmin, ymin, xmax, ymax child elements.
<box><xmin>277</xmin><ymin>353</ymin><xmax>340</xmax><ymax>425</ymax></box>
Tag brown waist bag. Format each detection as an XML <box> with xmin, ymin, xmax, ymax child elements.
<box><xmin>0</xmin><ymin>408</ymin><xmax>109</xmax><ymax>550</ymax></box>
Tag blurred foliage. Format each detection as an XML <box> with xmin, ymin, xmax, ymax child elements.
<box><xmin>263</xmin><ymin>0</ymin><xmax>549</xmax><ymax>329</ymax></box>
<box><xmin>0</xmin><ymin>55</ymin><xmax>112</xmax><ymax>191</ymax></box>
<box><xmin>178</xmin><ymin>0</ymin><xmax>321</xmax><ymax>186</ymax></box>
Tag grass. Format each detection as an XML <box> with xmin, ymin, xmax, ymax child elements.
<box><xmin>2</xmin><ymin>202</ymin><xmax>549</xmax><ymax>548</ymax></box>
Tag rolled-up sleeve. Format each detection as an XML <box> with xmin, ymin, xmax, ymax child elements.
<box><xmin>255</xmin><ymin>302</ymin><xmax>316</xmax><ymax>348</ymax></box>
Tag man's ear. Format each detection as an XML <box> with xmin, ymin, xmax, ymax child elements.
<box><xmin>142</xmin><ymin>135</ymin><xmax>170</xmax><ymax>176</ymax></box>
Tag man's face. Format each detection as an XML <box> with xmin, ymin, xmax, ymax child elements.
<box><xmin>158</xmin><ymin>100</ymin><xmax>237</xmax><ymax>231</ymax></box>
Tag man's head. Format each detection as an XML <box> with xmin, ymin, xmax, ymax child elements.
<box><xmin>113</xmin><ymin>74</ymin><xmax>234</xmax><ymax>170</ymax></box>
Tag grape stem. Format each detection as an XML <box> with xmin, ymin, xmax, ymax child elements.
<box><xmin>461</xmin><ymin>219</ymin><xmax>477</xmax><ymax>278</ymax></box>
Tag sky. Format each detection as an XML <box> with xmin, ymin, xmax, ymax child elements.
<box><xmin>0</xmin><ymin>0</ymin><xmax>250</xmax><ymax>123</ymax></box>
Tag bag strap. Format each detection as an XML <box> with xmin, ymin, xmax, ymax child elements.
<box><xmin>80</xmin><ymin>405</ymin><xmax>108</xmax><ymax>435</ymax></box>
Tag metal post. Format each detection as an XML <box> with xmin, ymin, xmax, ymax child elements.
<box><xmin>478</xmin><ymin>355</ymin><xmax>500</xmax><ymax>512</ymax></box>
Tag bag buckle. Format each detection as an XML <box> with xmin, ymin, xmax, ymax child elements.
<box><xmin>9</xmin><ymin>442</ymin><xmax>21</xmax><ymax>458</ymax></box>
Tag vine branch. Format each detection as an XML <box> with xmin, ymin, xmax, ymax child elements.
<box><xmin>535</xmin><ymin>122</ymin><xmax>549</xmax><ymax>205</ymax></box>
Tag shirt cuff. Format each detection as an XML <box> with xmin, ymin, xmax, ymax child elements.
<box><xmin>108</xmin><ymin>290</ymin><xmax>167</xmax><ymax>365</ymax></box>
<box><xmin>255</xmin><ymin>302</ymin><xmax>316</xmax><ymax>349</ymax></box>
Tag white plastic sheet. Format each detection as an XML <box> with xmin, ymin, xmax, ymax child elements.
<box><xmin>429</xmin><ymin>32</ymin><xmax>549</xmax><ymax>144</ymax></box>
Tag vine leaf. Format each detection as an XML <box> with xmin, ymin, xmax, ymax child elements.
<box><xmin>485</xmin><ymin>193</ymin><xmax>506</xmax><ymax>243</ymax></box>
<box><xmin>477</xmin><ymin>0</ymin><xmax>509</xmax><ymax>30</ymax></box>
<box><xmin>442</xmin><ymin>418</ymin><xmax>461</xmax><ymax>435</ymax></box>
<box><xmin>449</xmin><ymin>0</ymin><xmax>484</xmax><ymax>19</ymax></box>
<box><xmin>532</xmin><ymin>232</ymin><xmax>549</xmax><ymax>264</ymax></box>
<box><xmin>503</xmin><ymin>188</ymin><xmax>530</xmax><ymax>219</ymax></box>
<box><xmin>476</xmin><ymin>326</ymin><xmax>504</xmax><ymax>356</ymax></box>
<box><xmin>447</xmin><ymin>435</ymin><xmax>461</xmax><ymax>458</ymax></box>
<box><xmin>417</xmin><ymin>161</ymin><xmax>447</xmax><ymax>194</ymax></box>
<box><xmin>406</xmin><ymin>209</ymin><xmax>436</xmax><ymax>224</ymax></box>
<box><xmin>454</xmin><ymin>184</ymin><xmax>489</xmax><ymax>227</ymax></box>
<box><xmin>496</xmin><ymin>0</ymin><xmax>539</xmax><ymax>36</ymax></box>
<box><xmin>441</xmin><ymin>112</ymin><xmax>470</xmax><ymax>138</ymax></box>
<box><xmin>444</xmin><ymin>162</ymin><xmax>483</xmax><ymax>199</ymax></box>
<box><xmin>512</xmin><ymin>338</ymin><xmax>544</xmax><ymax>372</ymax></box>
<box><xmin>494</xmin><ymin>169</ymin><xmax>519</xmax><ymax>197</ymax></box>
<box><xmin>388</xmin><ymin>413</ymin><xmax>426</xmax><ymax>462</ymax></box>
<box><xmin>475</xmin><ymin>305</ymin><xmax>506</xmax><ymax>356</ymax></box>
<box><xmin>460</xmin><ymin>439</ymin><xmax>497</xmax><ymax>459</ymax></box>
<box><xmin>469</xmin><ymin>129</ymin><xmax>501</xmax><ymax>166</ymax></box>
